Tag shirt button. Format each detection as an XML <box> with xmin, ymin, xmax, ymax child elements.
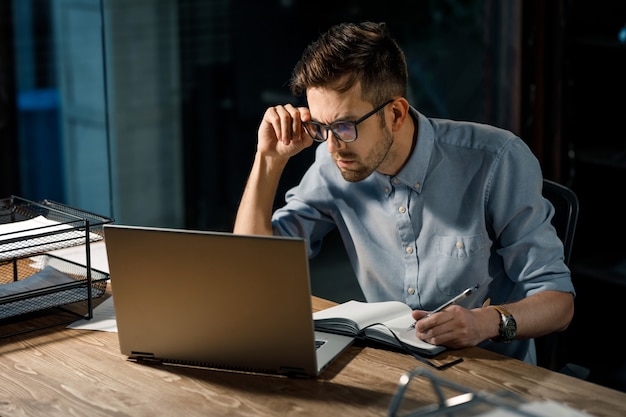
<box><xmin>393</xmin><ymin>178</ymin><xmax>400</xmax><ymax>185</ymax></box>
<box><xmin>414</xmin><ymin>182</ymin><xmax>420</xmax><ymax>189</ymax></box>
<box><xmin>384</xmin><ymin>187</ymin><xmax>390</xmax><ymax>193</ymax></box>
<box><xmin>456</xmin><ymin>241</ymin><xmax>463</xmax><ymax>249</ymax></box>
<box><xmin>407</xmin><ymin>287</ymin><xmax>415</xmax><ymax>295</ymax></box>
<box><xmin>405</xmin><ymin>246</ymin><xmax>413</xmax><ymax>254</ymax></box>
<box><xmin>398</xmin><ymin>206</ymin><xmax>406</xmax><ymax>214</ymax></box>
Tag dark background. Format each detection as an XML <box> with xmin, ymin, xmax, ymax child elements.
<box><xmin>1</xmin><ymin>0</ymin><xmax>626</xmax><ymax>392</ymax></box>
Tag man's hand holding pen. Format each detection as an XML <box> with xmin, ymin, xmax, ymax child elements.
<box><xmin>410</xmin><ymin>284</ymin><xmax>495</xmax><ymax>349</ymax></box>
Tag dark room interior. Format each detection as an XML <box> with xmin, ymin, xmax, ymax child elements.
<box><xmin>1</xmin><ymin>0</ymin><xmax>626</xmax><ymax>399</ymax></box>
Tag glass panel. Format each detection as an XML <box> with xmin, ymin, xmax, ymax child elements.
<box><xmin>4</xmin><ymin>0</ymin><xmax>492</xmax><ymax>230</ymax></box>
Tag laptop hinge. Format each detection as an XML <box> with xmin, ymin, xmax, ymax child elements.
<box><xmin>279</xmin><ymin>366</ymin><xmax>309</xmax><ymax>378</ymax></box>
<box><xmin>129</xmin><ymin>352</ymin><xmax>163</xmax><ymax>365</ymax></box>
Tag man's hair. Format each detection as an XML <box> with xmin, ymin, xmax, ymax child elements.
<box><xmin>289</xmin><ymin>22</ymin><xmax>408</xmax><ymax>106</ymax></box>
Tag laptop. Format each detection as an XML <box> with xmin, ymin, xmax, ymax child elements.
<box><xmin>103</xmin><ymin>224</ymin><xmax>353</xmax><ymax>377</ymax></box>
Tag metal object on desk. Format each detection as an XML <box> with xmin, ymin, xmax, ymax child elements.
<box><xmin>0</xmin><ymin>196</ymin><xmax>113</xmax><ymax>336</ymax></box>
<box><xmin>387</xmin><ymin>367</ymin><xmax>593</xmax><ymax>417</ymax></box>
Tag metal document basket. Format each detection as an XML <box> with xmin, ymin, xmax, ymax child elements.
<box><xmin>0</xmin><ymin>196</ymin><xmax>113</xmax><ymax>332</ymax></box>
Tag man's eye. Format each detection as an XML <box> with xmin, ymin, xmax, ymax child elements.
<box><xmin>332</xmin><ymin>122</ymin><xmax>353</xmax><ymax>133</ymax></box>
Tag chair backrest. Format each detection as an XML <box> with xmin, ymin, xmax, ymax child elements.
<box><xmin>541</xmin><ymin>179</ymin><xmax>579</xmax><ymax>265</ymax></box>
<box><xmin>535</xmin><ymin>178</ymin><xmax>579</xmax><ymax>371</ymax></box>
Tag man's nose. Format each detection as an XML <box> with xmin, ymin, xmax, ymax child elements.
<box><xmin>326</xmin><ymin>131</ymin><xmax>345</xmax><ymax>152</ymax></box>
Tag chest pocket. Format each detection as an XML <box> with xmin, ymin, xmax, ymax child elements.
<box><xmin>435</xmin><ymin>234</ymin><xmax>487</xmax><ymax>259</ymax></box>
<box><xmin>433</xmin><ymin>234</ymin><xmax>490</xmax><ymax>297</ymax></box>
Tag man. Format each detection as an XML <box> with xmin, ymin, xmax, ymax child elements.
<box><xmin>234</xmin><ymin>21</ymin><xmax>574</xmax><ymax>364</ymax></box>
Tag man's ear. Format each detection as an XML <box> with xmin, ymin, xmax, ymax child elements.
<box><xmin>393</xmin><ymin>106</ymin><xmax>402</xmax><ymax>121</ymax></box>
<box><xmin>390</xmin><ymin>98</ymin><xmax>409</xmax><ymax>130</ymax></box>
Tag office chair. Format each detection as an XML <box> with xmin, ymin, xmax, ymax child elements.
<box><xmin>534</xmin><ymin>179</ymin><xmax>587</xmax><ymax>377</ymax></box>
<box><xmin>541</xmin><ymin>179</ymin><xmax>579</xmax><ymax>266</ymax></box>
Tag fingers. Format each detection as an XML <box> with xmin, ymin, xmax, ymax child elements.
<box><xmin>414</xmin><ymin>311</ymin><xmax>446</xmax><ymax>334</ymax></box>
<box><xmin>414</xmin><ymin>313</ymin><xmax>454</xmax><ymax>346</ymax></box>
<box><xmin>263</xmin><ymin>104</ymin><xmax>310</xmax><ymax>145</ymax></box>
<box><xmin>414</xmin><ymin>306</ymin><xmax>480</xmax><ymax>349</ymax></box>
<box><xmin>411</xmin><ymin>309</ymin><xmax>429</xmax><ymax>321</ymax></box>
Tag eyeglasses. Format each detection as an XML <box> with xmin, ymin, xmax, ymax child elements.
<box><xmin>302</xmin><ymin>99</ymin><xmax>394</xmax><ymax>143</ymax></box>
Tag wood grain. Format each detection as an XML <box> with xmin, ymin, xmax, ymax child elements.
<box><xmin>0</xmin><ymin>294</ymin><xmax>622</xmax><ymax>416</ymax></box>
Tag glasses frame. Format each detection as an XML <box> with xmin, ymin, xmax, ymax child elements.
<box><xmin>303</xmin><ymin>99</ymin><xmax>394</xmax><ymax>143</ymax></box>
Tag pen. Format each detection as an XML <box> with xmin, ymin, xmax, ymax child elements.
<box><xmin>409</xmin><ymin>284</ymin><xmax>480</xmax><ymax>329</ymax></box>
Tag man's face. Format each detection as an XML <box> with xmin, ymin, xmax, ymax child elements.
<box><xmin>306</xmin><ymin>87</ymin><xmax>394</xmax><ymax>182</ymax></box>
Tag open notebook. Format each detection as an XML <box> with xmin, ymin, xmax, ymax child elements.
<box><xmin>103</xmin><ymin>224</ymin><xmax>353</xmax><ymax>377</ymax></box>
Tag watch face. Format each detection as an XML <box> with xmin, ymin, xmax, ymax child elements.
<box><xmin>502</xmin><ymin>317</ymin><xmax>517</xmax><ymax>341</ymax></box>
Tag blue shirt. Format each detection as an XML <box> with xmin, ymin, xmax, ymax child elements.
<box><xmin>271</xmin><ymin>108</ymin><xmax>575</xmax><ymax>363</ymax></box>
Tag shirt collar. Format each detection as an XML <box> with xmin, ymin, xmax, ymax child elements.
<box><xmin>374</xmin><ymin>107</ymin><xmax>434</xmax><ymax>194</ymax></box>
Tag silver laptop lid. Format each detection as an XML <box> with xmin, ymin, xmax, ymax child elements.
<box><xmin>104</xmin><ymin>224</ymin><xmax>323</xmax><ymax>376</ymax></box>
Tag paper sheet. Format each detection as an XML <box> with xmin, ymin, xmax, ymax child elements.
<box><xmin>0</xmin><ymin>265</ymin><xmax>75</xmax><ymax>297</ymax></box>
<box><xmin>475</xmin><ymin>399</ymin><xmax>595</xmax><ymax>416</ymax></box>
<box><xmin>0</xmin><ymin>215</ymin><xmax>103</xmax><ymax>260</ymax></box>
<box><xmin>45</xmin><ymin>241</ymin><xmax>110</xmax><ymax>274</ymax></box>
<box><xmin>66</xmin><ymin>296</ymin><xmax>117</xmax><ymax>332</ymax></box>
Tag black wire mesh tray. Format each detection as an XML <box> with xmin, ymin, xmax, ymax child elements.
<box><xmin>0</xmin><ymin>195</ymin><xmax>113</xmax><ymax>324</ymax></box>
<box><xmin>0</xmin><ymin>254</ymin><xmax>108</xmax><ymax>320</ymax></box>
<box><xmin>0</xmin><ymin>195</ymin><xmax>112</xmax><ymax>260</ymax></box>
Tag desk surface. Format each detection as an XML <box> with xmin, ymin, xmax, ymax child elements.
<box><xmin>0</xmin><ymin>293</ymin><xmax>624</xmax><ymax>417</ymax></box>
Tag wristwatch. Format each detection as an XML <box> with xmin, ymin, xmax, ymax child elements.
<box><xmin>489</xmin><ymin>305</ymin><xmax>517</xmax><ymax>343</ymax></box>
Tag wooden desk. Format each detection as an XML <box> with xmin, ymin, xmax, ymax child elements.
<box><xmin>0</xmin><ymin>294</ymin><xmax>624</xmax><ymax>417</ymax></box>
